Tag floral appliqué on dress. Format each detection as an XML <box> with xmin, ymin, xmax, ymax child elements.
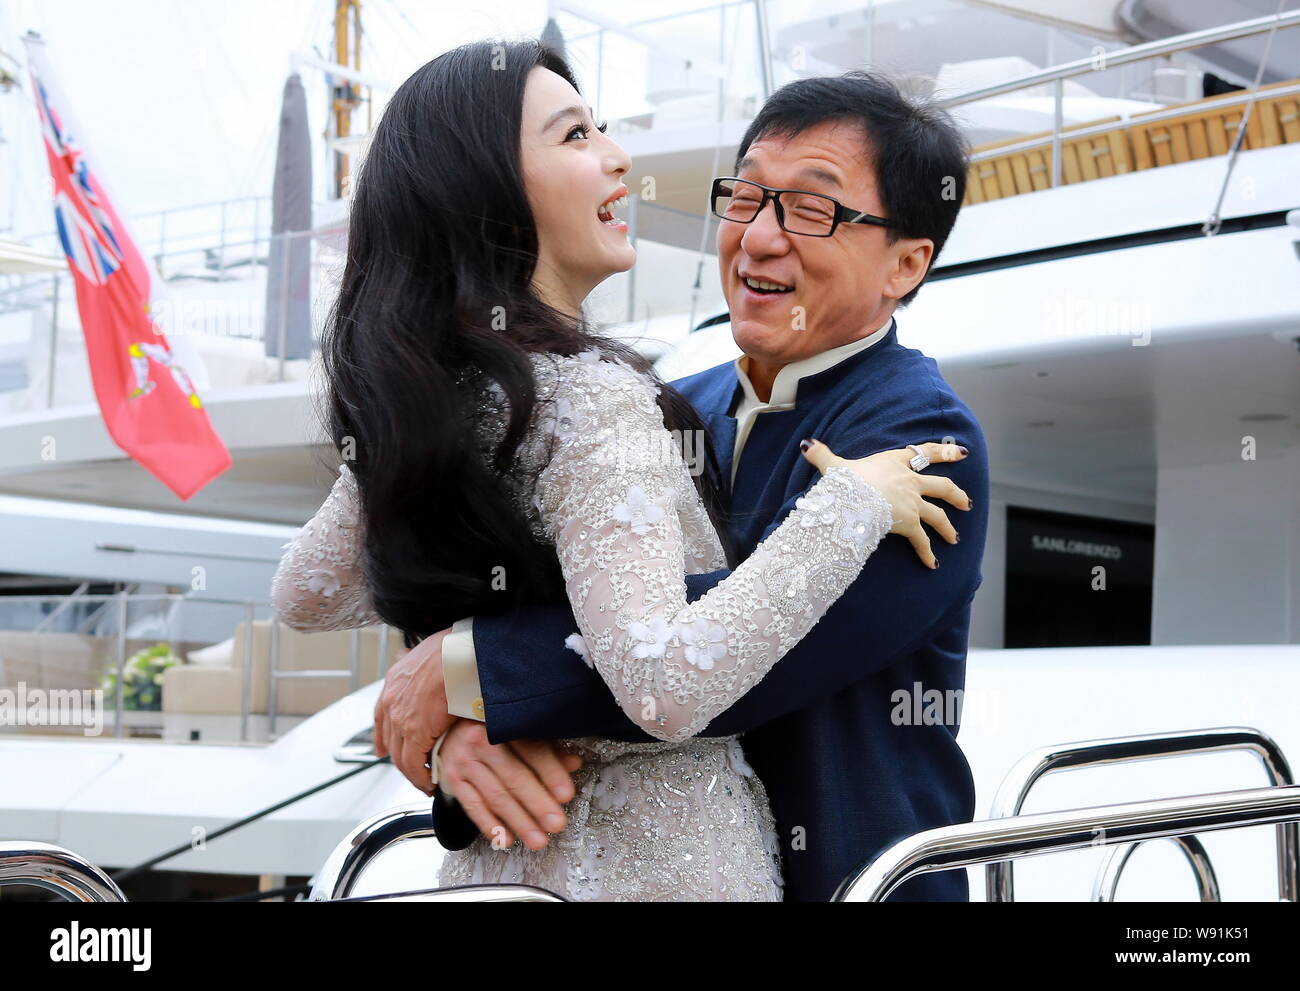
<box><xmin>271</xmin><ymin>350</ymin><xmax>893</xmax><ymax>901</ymax></box>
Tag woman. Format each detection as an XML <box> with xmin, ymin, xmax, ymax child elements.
<box><xmin>271</xmin><ymin>39</ymin><xmax>970</xmax><ymax>901</ymax></box>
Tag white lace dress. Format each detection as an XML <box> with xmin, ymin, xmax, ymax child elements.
<box><xmin>271</xmin><ymin>349</ymin><xmax>893</xmax><ymax>901</ymax></box>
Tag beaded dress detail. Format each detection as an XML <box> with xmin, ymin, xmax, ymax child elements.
<box><xmin>271</xmin><ymin>350</ymin><xmax>893</xmax><ymax>901</ymax></box>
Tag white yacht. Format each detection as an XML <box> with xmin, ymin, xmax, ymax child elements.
<box><xmin>0</xmin><ymin>0</ymin><xmax>1298</xmax><ymax>903</ymax></box>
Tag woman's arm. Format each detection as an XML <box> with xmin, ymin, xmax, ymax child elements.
<box><xmin>535</xmin><ymin>358</ymin><xmax>894</xmax><ymax>743</ymax></box>
<box><xmin>474</xmin><ymin>400</ymin><xmax>983</xmax><ymax>746</ymax></box>
<box><xmin>270</xmin><ymin>463</ymin><xmax>381</xmax><ymax>631</ymax></box>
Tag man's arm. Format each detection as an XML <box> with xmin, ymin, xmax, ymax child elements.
<box><xmin>475</xmin><ymin>403</ymin><xmax>989</xmax><ymax>745</ymax></box>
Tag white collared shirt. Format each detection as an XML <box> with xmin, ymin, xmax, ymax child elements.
<box><xmin>729</xmin><ymin>315</ymin><xmax>894</xmax><ymax>484</ymax></box>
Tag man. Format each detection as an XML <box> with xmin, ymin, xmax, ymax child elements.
<box><xmin>374</xmin><ymin>70</ymin><xmax>988</xmax><ymax>901</ymax></box>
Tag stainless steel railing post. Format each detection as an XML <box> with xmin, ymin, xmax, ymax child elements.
<box><xmin>349</xmin><ymin>628</ymin><xmax>360</xmax><ymax>694</ymax></box>
<box><xmin>45</xmin><ymin>272</ymin><xmax>58</xmax><ymax>408</ymax></box>
<box><xmin>1092</xmin><ymin>834</ymin><xmax>1220</xmax><ymax>902</ymax></box>
<box><xmin>268</xmin><ymin>615</ymin><xmax>281</xmax><ymax>738</ymax></box>
<box><xmin>984</xmin><ymin>727</ymin><xmax>1297</xmax><ymax>902</ymax></box>
<box><xmin>0</xmin><ymin>841</ymin><xmax>127</xmax><ymax>902</ymax></box>
<box><xmin>308</xmin><ymin>802</ymin><xmax>565</xmax><ymax>902</ymax></box>
<box><xmin>1050</xmin><ymin>77</ymin><xmax>1063</xmax><ymax>187</ymax></box>
<box><xmin>240</xmin><ymin>600</ymin><xmax>254</xmax><ymax>743</ymax></box>
<box><xmin>113</xmin><ymin>589</ymin><xmax>127</xmax><ymax>737</ymax></box>
<box><xmin>837</xmin><ymin>784</ymin><xmax>1300</xmax><ymax>902</ymax></box>
<box><xmin>308</xmin><ymin>802</ymin><xmax>437</xmax><ymax>901</ymax></box>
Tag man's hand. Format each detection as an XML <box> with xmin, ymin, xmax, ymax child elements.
<box><xmin>373</xmin><ymin>629</ymin><xmax>454</xmax><ymax>796</ymax></box>
<box><xmin>438</xmin><ymin>719</ymin><xmax>584</xmax><ymax>851</ymax></box>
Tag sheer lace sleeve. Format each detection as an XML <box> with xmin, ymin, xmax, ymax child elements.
<box><xmin>534</xmin><ymin>356</ymin><xmax>894</xmax><ymax>743</ymax></box>
<box><xmin>270</xmin><ymin>463</ymin><xmax>381</xmax><ymax>631</ymax></box>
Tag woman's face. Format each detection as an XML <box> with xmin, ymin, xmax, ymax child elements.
<box><xmin>520</xmin><ymin>66</ymin><xmax>634</xmax><ymax>314</ymax></box>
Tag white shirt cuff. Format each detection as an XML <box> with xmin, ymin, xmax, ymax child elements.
<box><xmin>442</xmin><ymin>616</ymin><xmax>484</xmax><ymax>721</ymax></box>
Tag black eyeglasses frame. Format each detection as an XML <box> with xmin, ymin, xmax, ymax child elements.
<box><xmin>710</xmin><ymin>176</ymin><xmax>897</xmax><ymax>237</ymax></box>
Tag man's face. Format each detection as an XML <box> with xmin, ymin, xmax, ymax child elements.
<box><xmin>717</xmin><ymin>120</ymin><xmax>932</xmax><ymax>369</ymax></box>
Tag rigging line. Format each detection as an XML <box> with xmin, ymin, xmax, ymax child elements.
<box><xmin>686</xmin><ymin>5</ymin><xmax>745</xmax><ymax>336</ymax></box>
<box><xmin>109</xmin><ymin>757</ymin><xmax>390</xmax><ymax>884</ymax></box>
<box><xmin>1202</xmin><ymin>0</ymin><xmax>1290</xmax><ymax>237</ymax></box>
<box><xmin>171</xmin><ymin>1</ymin><xmax>243</xmax><ymax>203</ymax></box>
<box><xmin>293</xmin><ymin>0</ymin><xmax>321</xmax><ymax>54</ymax></box>
<box><xmin>191</xmin><ymin>0</ymin><xmax>284</xmax><ymax>203</ymax></box>
<box><xmin>380</xmin><ymin>0</ymin><xmax>437</xmax><ymax>56</ymax></box>
<box><xmin>0</xmin><ymin>47</ymin><xmax>23</xmax><ymax>235</ymax></box>
<box><xmin>372</xmin><ymin>0</ymin><xmax>433</xmax><ymax>69</ymax></box>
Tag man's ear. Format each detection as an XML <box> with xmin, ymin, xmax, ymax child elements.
<box><xmin>884</xmin><ymin>238</ymin><xmax>933</xmax><ymax>302</ymax></box>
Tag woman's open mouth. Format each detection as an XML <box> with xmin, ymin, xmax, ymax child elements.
<box><xmin>597</xmin><ymin>190</ymin><xmax>629</xmax><ymax>232</ymax></box>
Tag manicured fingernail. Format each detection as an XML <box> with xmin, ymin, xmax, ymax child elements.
<box><xmin>544</xmin><ymin>813</ymin><xmax>566</xmax><ymax>831</ymax></box>
<box><xmin>931</xmin><ymin>560</ymin><xmax>940</xmax><ymax>569</ymax></box>
<box><xmin>553</xmin><ymin>785</ymin><xmax>571</xmax><ymax>800</ymax></box>
<box><xmin>799</xmin><ymin>438</ymin><xmax>813</xmax><ymax>452</ymax></box>
<box><xmin>526</xmin><ymin>830</ymin><xmax>546</xmax><ymax>848</ymax></box>
<box><xmin>958</xmin><ymin>445</ymin><xmax>969</xmax><ymax>455</ymax></box>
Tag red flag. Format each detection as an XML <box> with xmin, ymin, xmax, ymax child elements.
<box><xmin>25</xmin><ymin>38</ymin><xmax>230</xmax><ymax>500</ymax></box>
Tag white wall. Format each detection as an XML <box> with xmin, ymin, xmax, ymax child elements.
<box><xmin>1152</xmin><ymin>447</ymin><xmax>1300</xmax><ymax>645</ymax></box>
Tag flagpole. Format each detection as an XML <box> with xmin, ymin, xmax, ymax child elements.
<box><xmin>46</xmin><ymin>273</ymin><xmax>58</xmax><ymax>408</ymax></box>
<box><xmin>26</xmin><ymin>32</ymin><xmax>58</xmax><ymax>409</ymax></box>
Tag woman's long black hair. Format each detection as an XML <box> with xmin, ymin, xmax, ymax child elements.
<box><xmin>321</xmin><ymin>39</ymin><xmax>732</xmax><ymax>648</ymax></box>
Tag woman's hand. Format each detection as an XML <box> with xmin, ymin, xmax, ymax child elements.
<box><xmin>800</xmin><ymin>439</ymin><xmax>972</xmax><ymax>569</ymax></box>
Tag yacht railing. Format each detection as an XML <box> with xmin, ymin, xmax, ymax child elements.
<box><xmin>939</xmin><ymin>8</ymin><xmax>1300</xmax><ymax>186</ymax></box>
<box><xmin>9</xmin><ymin>730</ymin><xmax>1300</xmax><ymax>903</ymax></box>
<box><xmin>304</xmin><ymin>802</ymin><xmax>563</xmax><ymax>902</ymax></box>
<box><xmin>4</xmin><ymin>192</ymin><xmax>712</xmax><ymax>419</ymax></box>
<box><xmin>835</xmin><ymin>784</ymin><xmax>1300</xmax><ymax>902</ymax></box>
<box><xmin>985</xmin><ymin>726</ymin><xmax>1298</xmax><ymax>902</ymax></box>
<box><xmin>309</xmin><ymin>727</ymin><xmax>1300</xmax><ymax>904</ymax></box>
<box><xmin>0</xmin><ymin>840</ymin><xmax>127</xmax><ymax>902</ymax></box>
<box><xmin>1093</xmin><ymin>833</ymin><xmax>1220</xmax><ymax>902</ymax></box>
<box><xmin>11</xmin><ymin>10</ymin><xmax>1298</xmax><ymax>409</ymax></box>
<box><xmin>963</xmin><ymin>79</ymin><xmax>1300</xmax><ymax>165</ymax></box>
<box><xmin>941</xmin><ymin>10</ymin><xmax>1300</xmax><ymax>109</ymax></box>
<box><xmin>306</xmin><ymin>801</ymin><xmax>436</xmax><ymax>901</ymax></box>
<box><xmin>0</xmin><ymin>591</ymin><xmax>393</xmax><ymax>742</ymax></box>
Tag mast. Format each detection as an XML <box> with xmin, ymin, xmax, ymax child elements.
<box><xmin>331</xmin><ymin>0</ymin><xmax>363</xmax><ymax>198</ymax></box>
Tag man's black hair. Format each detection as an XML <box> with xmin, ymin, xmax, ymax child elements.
<box><xmin>736</xmin><ymin>71</ymin><xmax>969</xmax><ymax>305</ymax></box>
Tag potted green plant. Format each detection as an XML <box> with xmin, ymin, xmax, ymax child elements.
<box><xmin>100</xmin><ymin>643</ymin><xmax>181</xmax><ymax>711</ymax></box>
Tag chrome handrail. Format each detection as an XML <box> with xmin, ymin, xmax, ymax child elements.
<box><xmin>835</xmin><ymin>784</ymin><xmax>1300</xmax><ymax>902</ymax></box>
<box><xmin>1092</xmin><ymin>834</ymin><xmax>1220</xmax><ymax>902</ymax></box>
<box><xmin>308</xmin><ymin>802</ymin><xmax>568</xmax><ymax>902</ymax></box>
<box><xmin>0</xmin><ymin>841</ymin><xmax>128</xmax><ymax>902</ymax></box>
<box><xmin>985</xmin><ymin>726</ymin><xmax>1297</xmax><ymax>902</ymax></box>
<box><xmin>937</xmin><ymin>9</ymin><xmax>1300</xmax><ymax>108</ymax></box>
<box><xmin>967</xmin><ymin>78</ymin><xmax>1300</xmax><ymax>163</ymax></box>
<box><xmin>937</xmin><ymin>8</ymin><xmax>1300</xmax><ymax>187</ymax></box>
<box><xmin>307</xmin><ymin>802</ymin><xmax>437</xmax><ymax>901</ymax></box>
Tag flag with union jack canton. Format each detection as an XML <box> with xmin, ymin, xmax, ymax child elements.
<box><xmin>24</xmin><ymin>35</ymin><xmax>230</xmax><ymax>500</ymax></box>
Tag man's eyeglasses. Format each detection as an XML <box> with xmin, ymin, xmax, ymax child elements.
<box><xmin>710</xmin><ymin>177</ymin><xmax>896</xmax><ymax>238</ymax></box>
